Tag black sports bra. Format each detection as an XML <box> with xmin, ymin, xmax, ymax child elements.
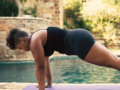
<box><xmin>31</xmin><ymin>27</ymin><xmax>67</xmax><ymax>57</ymax></box>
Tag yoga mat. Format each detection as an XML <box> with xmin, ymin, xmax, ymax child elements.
<box><xmin>22</xmin><ymin>84</ymin><xmax>120</xmax><ymax>90</ymax></box>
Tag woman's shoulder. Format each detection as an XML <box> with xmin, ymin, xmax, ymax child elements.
<box><xmin>30</xmin><ymin>30</ymin><xmax>47</xmax><ymax>47</ymax></box>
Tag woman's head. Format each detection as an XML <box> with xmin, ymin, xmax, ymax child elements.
<box><xmin>6</xmin><ymin>28</ymin><xmax>31</xmax><ymax>51</ymax></box>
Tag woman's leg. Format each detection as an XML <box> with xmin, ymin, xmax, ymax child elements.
<box><xmin>84</xmin><ymin>41</ymin><xmax>120</xmax><ymax>70</ymax></box>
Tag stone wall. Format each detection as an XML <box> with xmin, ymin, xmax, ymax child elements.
<box><xmin>0</xmin><ymin>17</ymin><xmax>120</xmax><ymax>61</ymax></box>
<box><xmin>22</xmin><ymin>0</ymin><xmax>63</xmax><ymax>28</ymax></box>
<box><xmin>0</xmin><ymin>17</ymin><xmax>58</xmax><ymax>61</ymax></box>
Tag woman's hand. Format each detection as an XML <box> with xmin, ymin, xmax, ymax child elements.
<box><xmin>35</xmin><ymin>83</ymin><xmax>51</xmax><ymax>88</ymax></box>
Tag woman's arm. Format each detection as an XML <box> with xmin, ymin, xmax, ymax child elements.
<box><xmin>30</xmin><ymin>39</ymin><xmax>45</xmax><ymax>90</ymax></box>
<box><xmin>45</xmin><ymin>56</ymin><xmax>52</xmax><ymax>87</ymax></box>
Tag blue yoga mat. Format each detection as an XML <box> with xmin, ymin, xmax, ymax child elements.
<box><xmin>22</xmin><ymin>84</ymin><xmax>120</xmax><ymax>90</ymax></box>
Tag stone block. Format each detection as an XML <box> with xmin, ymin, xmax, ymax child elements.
<box><xmin>0</xmin><ymin>59</ymin><xmax>10</xmax><ymax>61</ymax></box>
<box><xmin>52</xmin><ymin>20</ymin><xmax>59</xmax><ymax>25</ymax></box>
<box><xmin>39</xmin><ymin>14</ymin><xmax>44</xmax><ymax>17</ymax></box>
<box><xmin>27</xmin><ymin>20</ymin><xmax>36</xmax><ymax>23</ymax></box>
<box><xmin>0</xmin><ymin>53</ymin><xmax>6</xmax><ymax>59</ymax></box>
<box><xmin>27</xmin><ymin>55</ymin><xmax>34</xmax><ymax>60</ymax></box>
<box><xmin>55</xmin><ymin>11</ymin><xmax>60</xmax><ymax>14</ymax></box>
<box><xmin>6</xmin><ymin>49</ymin><xmax>15</xmax><ymax>56</ymax></box>
<box><xmin>14</xmin><ymin>49</ymin><xmax>26</xmax><ymax>55</ymax></box>
<box><xmin>0</xmin><ymin>20</ymin><xmax>6</xmax><ymax>24</ymax></box>
<box><xmin>37</xmin><ymin>20</ymin><xmax>42</xmax><ymax>24</ymax></box>
<box><xmin>38</xmin><ymin>8</ymin><xmax>45</xmax><ymax>13</ymax></box>
<box><xmin>43</xmin><ymin>0</ymin><xmax>49</xmax><ymax>2</ymax></box>
<box><xmin>50</xmin><ymin>7</ymin><xmax>54</xmax><ymax>9</ymax></box>
<box><xmin>45</xmin><ymin>9</ymin><xmax>55</xmax><ymax>14</ymax></box>
<box><xmin>36</xmin><ymin>24</ymin><xmax>41</xmax><ymax>29</ymax></box>
<box><xmin>26</xmin><ymin>51</ymin><xmax>32</xmax><ymax>55</ymax></box>
<box><xmin>19</xmin><ymin>24</ymin><xmax>25</xmax><ymax>28</ymax></box>
<box><xmin>45</xmin><ymin>21</ymin><xmax>51</xmax><ymax>25</ymax></box>
<box><xmin>8</xmin><ymin>26</ymin><xmax>14</xmax><ymax>30</ymax></box>
<box><xmin>25</xmin><ymin>23</ymin><xmax>31</xmax><ymax>29</ymax></box>
<box><xmin>15</xmin><ymin>20</ymin><xmax>22</xmax><ymax>23</ymax></box>
<box><xmin>42</xmin><ymin>21</ymin><xmax>46</xmax><ymax>24</ymax></box>
<box><xmin>38</xmin><ymin>1</ymin><xmax>45</xmax><ymax>7</ymax></box>
<box><xmin>52</xmin><ymin>14</ymin><xmax>59</xmax><ymax>17</ymax></box>
<box><xmin>46</xmin><ymin>3</ymin><xmax>54</xmax><ymax>7</ymax></box>
<box><xmin>52</xmin><ymin>18</ymin><xmax>57</xmax><ymax>20</ymax></box>
<box><xmin>46</xmin><ymin>18</ymin><xmax>51</xmax><ymax>20</ymax></box>
<box><xmin>0</xmin><ymin>43</ymin><xmax>6</xmax><ymax>54</ymax></box>
<box><xmin>0</xmin><ymin>35</ymin><xmax>6</xmax><ymax>43</ymax></box>
<box><xmin>7</xmin><ymin>20</ymin><xmax>15</xmax><ymax>23</ymax></box>
<box><xmin>30</xmin><ymin>24</ymin><xmax>36</xmax><ymax>30</ymax></box>
<box><xmin>0</xmin><ymin>24</ymin><xmax>7</xmax><ymax>31</ymax></box>
<box><xmin>43</xmin><ymin>14</ymin><xmax>52</xmax><ymax>18</ymax></box>
<box><xmin>55</xmin><ymin>7</ymin><xmax>59</xmax><ymax>10</ymax></box>
<box><xmin>0</xmin><ymin>31</ymin><xmax>6</xmax><ymax>35</ymax></box>
<box><xmin>14</xmin><ymin>24</ymin><xmax>25</xmax><ymax>28</ymax></box>
<box><xmin>6</xmin><ymin>55</ymin><xmax>14</xmax><ymax>59</ymax></box>
<box><xmin>54</xmin><ymin>3</ymin><xmax>59</xmax><ymax>7</ymax></box>
<box><xmin>53</xmin><ymin>0</ymin><xmax>59</xmax><ymax>3</ymax></box>
<box><xmin>20</xmin><ymin>28</ymin><xmax>30</xmax><ymax>33</ymax></box>
<box><xmin>16</xmin><ymin>55</ymin><xmax>28</xmax><ymax>60</ymax></box>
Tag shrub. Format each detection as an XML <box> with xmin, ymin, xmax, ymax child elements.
<box><xmin>24</xmin><ymin>7</ymin><xmax>38</xmax><ymax>17</ymax></box>
<box><xmin>0</xmin><ymin>0</ymin><xmax>18</xmax><ymax>16</ymax></box>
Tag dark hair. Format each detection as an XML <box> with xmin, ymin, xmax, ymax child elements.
<box><xmin>6</xmin><ymin>28</ymin><xmax>28</xmax><ymax>50</ymax></box>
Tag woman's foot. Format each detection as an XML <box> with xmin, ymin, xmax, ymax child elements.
<box><xmin>35</xmin><ymin>84</ymin><xmax>51</xmax><ymax>88</ymax></box>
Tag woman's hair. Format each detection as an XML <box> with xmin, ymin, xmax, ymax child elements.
<box><xmin>6</xmin><ymin>28</ymin><xmax>28</xmax><ymax>50</ymax></box>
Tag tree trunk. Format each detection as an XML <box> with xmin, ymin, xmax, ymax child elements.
<box><xmin>14</xmin><ymin>0</ymin><xmax>24</xmax><ymax>17</ymax></box>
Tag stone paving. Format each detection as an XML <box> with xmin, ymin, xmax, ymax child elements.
<box><xmin>0</xmin><ymin>82</ymin><xmax>37</xmax><ymax>90</ymax></box>
<box><xmin>1</xmin><ymin>83</ymin><xmax>120</xmax><ymax>90</ymax></box>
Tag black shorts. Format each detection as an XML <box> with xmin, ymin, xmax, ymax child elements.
<box><xmin>64</xmin><ymin>29</ymin><xmax>95</xmax><ymax>60</ymax></box>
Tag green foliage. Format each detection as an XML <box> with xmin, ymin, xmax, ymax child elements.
<box><xmin>64</xmin><ymin>0</ymin><xmax>82</xmax><ymax>18</ymax></box>
<box><xmin>81</xmin><ymin>0</ymin><xmax>120</xmax><ymax>39</ymax></box>
<box><xmin>64</xmin><ymin>0</ymin><xmax>81</xmax><ymax>18</ymax></box>
<box><xmin>24</xmin><ymin>7</ymin><xmax>38</xmax><ymax>17</ymax></box>
<box><xmin>73</xmin><ymin>18</ymin><xmax>92</xmax><ymax>31</ymax></box>
<box><xmin>64</xmin><ymin>0</ymin><xmax>120</xmax><ymax>40</ymax></box>
<box><xmin>0</xmin><ymin>0</ymin><xmax>18</xmax><ymax>16</ymax></box>
<box><xmin>20</xmin><ymin>0</ymin><xmax>27</xmax><ymax>3</ymax></box>
<box><xmin>63</xmin><ymin>20</ymin><xmax>74</xmax><ymax>29</ymax></box>
<box><xmin>63</xmin><ymin>0</ymin><xmax>92</xmax><ymax>30</ymax></box>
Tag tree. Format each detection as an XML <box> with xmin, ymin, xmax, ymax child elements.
<box><xmin>81</xmin><ymin>0</ymin><xmax>120</xmax><ymax>39</ymax></box>
<box><xmin>0</xmin><ymin>0</ymin><xmax>18</xmax><ymax>16</ymax></box>
<box><xmin>14</xmin><ymin>0</ymin><xmax>23</xmax><ymax>17</ymax></box>
<box><xmin>0</xmin><ymin>0</ymin><xmax>27</xmax><ymax>17</ymax></box>
<box><xmin>14</xmin><ymin>0</ymin><xmax>27</xmax><ymax>17</ymax></box>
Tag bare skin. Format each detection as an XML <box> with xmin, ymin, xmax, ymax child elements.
<box><xmin>16</xmin><ymin>30</ymin><xmax>52</xmax><ymax>90</ymax></box>
<box><xmin>15</xmin><ymin>28</ymin><xmax>120</xmax><ymax>90</ymax></box>
<box><xmin>36</xmin><ymin>57</ymin><xmax>52</xmax><ymax>88</ymax></box>
<box><xmin>84</xmin><ymin>41</ymin><xmax>120</xmax><ymax>70</ymax></box>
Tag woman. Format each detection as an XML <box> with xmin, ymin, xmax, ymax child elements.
<box><xmin>6</xmin><ymin>27</ymin><xmax>120</xmax><ymax>90</ymax></box>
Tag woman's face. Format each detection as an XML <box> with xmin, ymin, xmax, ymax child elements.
<box><xmin>15</xmin><ymin>38</ymin><xmax>30</xmax><ymax>51</ymax></box>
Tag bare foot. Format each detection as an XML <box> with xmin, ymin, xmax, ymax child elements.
<box><xmin>45</xmin><ymin>84</ymin><xmax>51</xmax><ymax>88</ymax></box>
<box><xmin>35</xmin><ymin>84</ymin><xmax>51</xmax><ymax>88</ymax></box>
<box><xmin>35</xmin><ymin>85</ymin><xmax>39</xmax><ymax>88</ymax></box>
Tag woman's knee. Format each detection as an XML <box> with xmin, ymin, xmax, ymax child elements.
<box><xmin>111</xmin><ymin>57</ymin><xmax>120</xmax><ymax>70</ymax></box>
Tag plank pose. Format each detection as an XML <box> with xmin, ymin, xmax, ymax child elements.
<box><xmin>6</xmin><ymin>27</ymin><xmax>120</xmax><ymax>90</ymax></box>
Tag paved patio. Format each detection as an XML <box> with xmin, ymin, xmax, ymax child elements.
<box><xmin>1</xmin><ymin>82</ymin><xmax>120</xmax><ymax>90</ymax></box>
<box><xmin>0</xmin><ymin>82</ymin><xmax>37</xmax><ymax>90</ymax></box>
